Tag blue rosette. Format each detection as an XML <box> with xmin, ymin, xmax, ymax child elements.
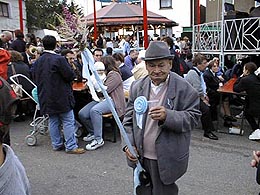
<box><xmin>134</xmin><ymin>96</ymin><xmax>148</xmax><ymax>129</ymax></box>
<box><xmin>134</xmin><ymin>96</ymin><xmax>148</xmax><ymax>114</ymax></box>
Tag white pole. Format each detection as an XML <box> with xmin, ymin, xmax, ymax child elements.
<box><xmin>217</xmin><ymin>0</ymin><xmax>220</xmax><ymax>22</ymax></box>
<box><xmin>192</xmin><ymin>0</ymin><xmax>195</xmax><ymax>53</ymax></box>
<box><xmin>220</xmin><ymin>0</ymin><xmax>225</xmax><ymax>68</ymax></box>
<box><xmin>136</xmin><ymin>26</ymin><xmax>140</xmax><ymax>51</ymax></box>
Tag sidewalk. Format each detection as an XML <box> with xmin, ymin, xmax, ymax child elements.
<box><xmin>9</xmin><ymin>118</ymin><xmax>260</xmax><ymax>195</ymax></box>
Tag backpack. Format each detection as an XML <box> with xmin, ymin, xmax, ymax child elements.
<box><xmin>0</xmin><ymin>76</ymin><xmax>19</xmax><ymax>126</ymax></box>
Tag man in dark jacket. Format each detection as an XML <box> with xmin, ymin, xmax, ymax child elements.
<box><xmin>10</xmin><ymin>30</ymin><xmax>26</xmax><ymax>53</ymax></box>
<box><xmin>32</xmin><ymin>35</ymin><xmax>85</xmax><ymax>154</ymax></box>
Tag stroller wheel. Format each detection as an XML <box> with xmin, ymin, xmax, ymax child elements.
<box><xmin>25</xmin><ymin>135</ymin><xmax>37</xmax><ymax>146</ymax></box>
<box><xmin>75</xmin><ymin>127</ymin><xmax>83</xmax><ymax>138</ymax></box>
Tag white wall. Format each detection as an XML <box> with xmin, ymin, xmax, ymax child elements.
<box><xmin>0</xmin><ymin>0</ymin><xmax>27</xmax><ymax>33</ymax></box>
<box><xmin>77</xmin><ymin>0</ymin><xmax>103</xmax><ymax>16</ymax></box>
<box><xmin>146</xmin><ymin>0</ymin><xmax>191</xmax><ymax>28</ymax></box>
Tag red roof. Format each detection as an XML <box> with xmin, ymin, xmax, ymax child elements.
<box><xmin>85</xmin><ymin>3</ymin><xmax>178</xmax><ymax>27</ymax></box>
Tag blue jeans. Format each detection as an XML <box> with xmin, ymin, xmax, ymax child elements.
<box><xmin>78</xmin><ymin>100</ymin><xmax>113</xmax><ymax>142</ymax></box>
<box><xmin>49</xmin><ymin>110</ymin><xmax>78</xmax><ymax>151</ymax></box>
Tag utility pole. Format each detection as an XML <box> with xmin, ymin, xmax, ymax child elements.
<box><xmin>143</xmin><ymin>0</ymin><xmax>148</xmax><ymax>48</ymax></box>
<box><xmin>93</xmin><ymin>0</ymin><xmax>98</xmax><ymax>41</ymax></box>
<box><xmin>18</xmin><ymin>0</ymin><xmax>23</xmax><ymax>32</ymax></box>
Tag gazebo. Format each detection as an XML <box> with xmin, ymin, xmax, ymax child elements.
<box><xmin>85</xmin><ymin>2</ymin><xmax>178</xmax><ymax>32</ymax></box>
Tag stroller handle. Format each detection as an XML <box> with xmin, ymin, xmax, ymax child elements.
<box><xmin>10</xmin><ymin>74</ymin><xmax>38</xmax><ymax>104</ymax></box>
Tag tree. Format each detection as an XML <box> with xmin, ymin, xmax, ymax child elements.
<box><xmin>25</xmin><ymin>0</ymin><xmax>64</xmax><ymax>31</ymax></box>
<box><xmin>48</xmin><ymin>3</ymin><xmax>89</xmax><ymax>50</ymax></box>
<box><xmin>26</xmin><ymin>0</ymin><xmax>87</xmax><ymax>49</ymax></box>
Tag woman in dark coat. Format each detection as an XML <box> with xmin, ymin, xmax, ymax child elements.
<box><xmin>7</xmin><ymin>50</ymin><xmax>35</xmax><ymax>121</ymax></box>
<box><xmin>10</xmin><ymin>30</ymin><xmax>26</xmax><ymax>53</ymax></box>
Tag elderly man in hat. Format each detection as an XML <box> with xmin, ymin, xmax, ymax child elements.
<box><xmin>123</xmin><ymin>41</ymin><xmax>201</xmax><ymax>195</ymax></box>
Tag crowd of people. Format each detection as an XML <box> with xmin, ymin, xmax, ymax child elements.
<box><xmin>1</xmin><ymin>28</ymin><xmax>260</xmax><ymax>194</ymax></box>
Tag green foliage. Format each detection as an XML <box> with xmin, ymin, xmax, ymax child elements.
<box><xmin>26</xmin><ymin>0</ymin><xmax>87</xmax><ymax>50</ymax></box>
<box><xmin>25</xmin><ymin>0</ymin><xmax>82</xmax><ymax>31</ymax></box>
<box><xmin>48</xmin><ymin>4</ymin><xmax>89</xmax><ymax>50</ymax></box>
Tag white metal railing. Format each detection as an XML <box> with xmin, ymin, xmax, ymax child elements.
<box><xmin>193</xmin><ymin>17</ymin><xmax>260</xmax><ymax>55</ymax></box>
<box><xmin>194</xmin><ymin>20</ymin><xmax>222</xmax><ymax>54</ymax></box>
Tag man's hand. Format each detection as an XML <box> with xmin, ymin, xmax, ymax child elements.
<box><xmin>251</xmin><ymin>151</ymin><xmax>260</xmax><ymax>168</ymax></box>
<box><xmin>124</xmin><ymin>146</ymin><xmax>138</xmax><ymax>163</ymax></box>
<box><xmin>148</xmin><ymin>106</ymin><xmax>167</xmax><ymax>121</ymax></box>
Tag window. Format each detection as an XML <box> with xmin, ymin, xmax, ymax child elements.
<box><xmin>225</xmin><ymin>0</ymin><xmax>234</xmax><ymax>4</ymax></box>
<box><xmin>160</xmin><ymin>0</ymin><xmax>172</xmax><ymax>9</ymax></box>
<box><xmin>0</xmin><ymin>2</ymin><xmax>9</xmax><ymax>17</ymax></box>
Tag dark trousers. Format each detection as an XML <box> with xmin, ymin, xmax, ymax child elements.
<box><xmin>137</xmin><ymin>158</ymin><xmax>178</xmax><ymax>195</ymax></box>
<box><xmin>200</xmin><ymin>100</ymin><xmax>215</xmax><ymax>133</ymax></box>
<box><xmin>73</xmin><ymin>91</ymin><xmax>92</xmax><ymax>121</ymax></box>
<box><xmin>245</xmin><ymin>112</ymin><xmax>259</xmax><ymax>131</ymax></box>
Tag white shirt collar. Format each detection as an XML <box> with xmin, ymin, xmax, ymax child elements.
<box><xmin>44</xmin><ymin>50</ymin><xmax>57</xmax><ymax>54</ymax></box>
<box><xmin>119</xmin><ymin>63</ymin><xmax>124</xmax><ymax>68</ymax></box>
<box><xmin>151</xmin><ymin>75</ymin><xmax>169</xmax><ymax>95</ymax></box>
<box><xmin>193</xmin><ymin>66</ymin><xmax>201</xmax><ymax>73</ymax></box>
<box><xmin>210</xmin><ymin>69</ymin><xmax>216</xmax><ymax>76</ymax></box>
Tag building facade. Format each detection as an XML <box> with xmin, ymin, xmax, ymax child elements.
<box><xmin>80</xmin><ymin>0</ymin><xmax>256</xmax><ymax>37</ymax></box>
<box><xmin>0</xmin><ymin>0</ymin><xmax>26</xmax><ymax>34</ymax></box>
<box><xmin>206</xmin><ymin>0</ymin><xmax>255</xmax><ymax>23</ymax></box>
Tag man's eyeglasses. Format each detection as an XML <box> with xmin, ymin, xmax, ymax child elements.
<box><xmin>95</xmin><ymin>54</ymin><xmax>102</xmax><ymax>57</ymax></box>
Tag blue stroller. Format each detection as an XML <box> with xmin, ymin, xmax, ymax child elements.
<box><xmin>10</xmin><ymin>74</ymin><xmax>83</xmax><ymax>146</ymax></box>
<box><xmin>10</xmin><ymin>74</ymin><xmax>49</xmax><ymax>146</ymax></box>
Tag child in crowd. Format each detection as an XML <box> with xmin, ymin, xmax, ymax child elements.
<box><xmin>90</xmin><ymin>61</ymin><xmax>106</xmax><ymax>95</ymax></box>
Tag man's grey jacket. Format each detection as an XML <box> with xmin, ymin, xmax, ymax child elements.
<box><xmin>123</xmin><ymin>71</ymin><xmax>201</xmax><ymax>185</ymax></box>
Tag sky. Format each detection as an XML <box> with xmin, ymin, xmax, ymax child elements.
<box><xmin>201</xmin><ymin>0</ymin><xmax>206</xmax><ymax>6</ymax></box>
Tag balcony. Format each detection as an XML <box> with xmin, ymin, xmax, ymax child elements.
<box><xmin>193</xmin><ymin>17</ymin><xmax>260</xmax><ymax>55</ymax></box>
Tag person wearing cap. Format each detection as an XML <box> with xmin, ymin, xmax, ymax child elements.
<box><xmin>90</xmin><ymin>61</ymin><xmax>106</xmax><ymax>96</ymax></box>
<box><xmin>123</xmin><ymin>41</ymin><xmax>201</xmax><ymax>195</ymax></box>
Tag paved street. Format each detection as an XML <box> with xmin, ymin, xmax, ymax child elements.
<box><xmin>9</xmin><ymin>117</ymin><xmax>260</xmax><ymax>195</ymax></box>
